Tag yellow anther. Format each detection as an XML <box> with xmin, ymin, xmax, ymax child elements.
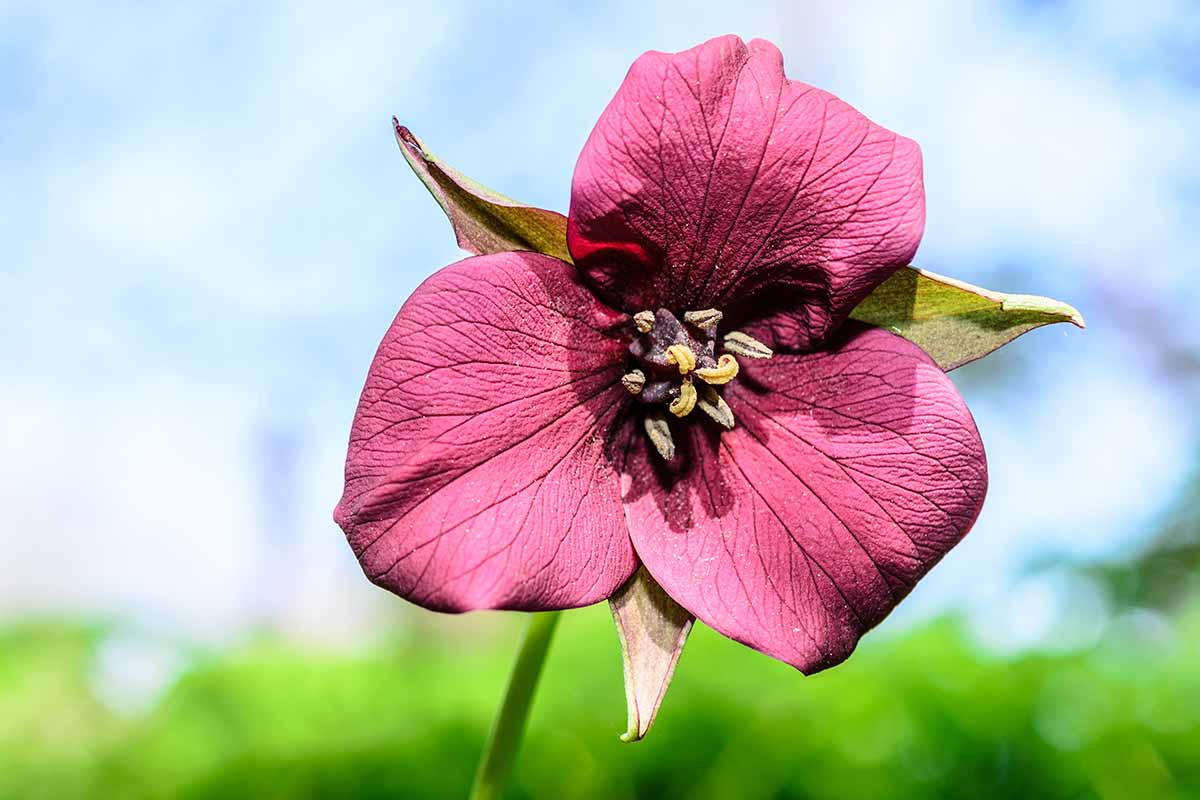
<box><xmin>683</xmin><ymin>308</ymin><xmax>723</xmax><ymax>329</ymax></box>
<box><xmin>643</xmin><ymin>412</ymin><xmax>675</xmax><ymax>460</ymax></box>
<box><xmin>695</xmin><ymin>354</ymin><xmax>739</xmax><ymax>385</ymax></box>
<box><xmin>664</xmin><ymin>344</ymin><xmax>697</xmax><ymax>374</ymax></box>
<box><xmin>722</xmin><ymin>330</ymin><xmax>773</xmax><ymax>359</ymax></box>
<box><xmin>696</xmin><ymin>384</ymin><xmax>735</xmax><ymax>430</ymax></box>
<box><xmin>621</xmin><ymin>369</ymin><xmax>646</xmax><ymax>395</ymax></box>
<box><xmin>633</xmin><ymin>311</ymin><xmax>655</xmax><ymax>333</ymax></box>
<box><xmin>668</xmin><ymin>377</ymin><xmax>697</xmax><ymax>417</ymax></box>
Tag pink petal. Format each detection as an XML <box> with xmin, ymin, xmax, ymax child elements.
<box><xmin>615</xmin><ymin>324</ymin><xmax>986</xmax><ymax>672</ymax></box>
<box><xmin>335</xmin><ymin>252</ymin><xmax>638</xmax><ymax>612</ymax></box>
<box><xmin>569</xmin><ymin>35</ymin><xmax>924</xmax><ymax>349</ymax></box>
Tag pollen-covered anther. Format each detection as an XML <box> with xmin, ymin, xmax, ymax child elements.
<box><xmin>643</xmin><ymin>411</ymin><xmax>675</xmax><ymax>460</ymax></box>
<box><xmin>622</xmin><ymin>369</ymin><xmax>646</xmax><ymax>395</ymax></box>
<box><xmin>668</xmin><ymin>377</ymin><xmax>697</xmax><ymax>417</ymax></box>
<box><xmin>633</xmin><ymin>310</ymin><xmax>655</xmax><ymax>333</ymax></box>
<box><xmin>664</xmin><ymin>344</ymin><xmax>697</xmax><ymax>374</ymax></box>
<box><xmin>683</xmin><ymin>308</ymin><xmax>723</xmax><ymax>329</ymax></box>
<box><xmin>696</xmin><ymin>384</ymin><xmax>735</xmax><ymax>430</ymax></box>
<box><xmin>722</xmin><ymin>331</ymin><xmax>773</xmax><ymax>359</ymax></box>
<box><xmin>695</xmin><ymin>353</ymin><xmax>739</xmax><ymax>385</ymax></box>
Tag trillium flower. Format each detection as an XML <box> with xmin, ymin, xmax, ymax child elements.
<box><xmin>335</xmin><ymin>35</ymin><xmax>1082</xmax><ymax>741</ymax></box>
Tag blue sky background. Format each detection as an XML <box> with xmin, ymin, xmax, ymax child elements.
<box><xmin>1</xmin><ymin>0</ymin><xmax>1197</xmax><ymax>658</ymax></box>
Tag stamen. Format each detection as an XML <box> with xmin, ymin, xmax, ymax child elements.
<box><xmin>664</xmin><ymin>344</ymin><xmax>697</xmax><ymax>374</ymax></box>
<box><xmin>695</xmin><ymin>354</ymin><xmax>739</xmax><ymax>385</ymax></box>
<box><xmin>683</xmin><ymin>308</ymin><xmax>723</xmax><ymax>329</ymax></box>
<box><xmin>696</xmin><ymin>384</ymin><xmax>735</xmax><ymax>430</ymax></box>
<box><xmin>722</xmin><ymin>331</ymin><xmax>773</xmax><ymax>359</ymax></box>
<box><xmin>668</xmin><ymin>377</ymin><xmax>697</xmax><ymax>417</ymax></box>
<box><xmin>643</xmin><ymin>412</ymin><xmax>675</xmax><ymax>460</ymax></box>
<box><xmin>621</xmin><ymin>369</ymin><xmax>646</xmax><ymax>395</ymax></box>
<box><xmin>624</xmin><ymin>307</ymin><xmax>754</xmax><ymax>447</ymax></box>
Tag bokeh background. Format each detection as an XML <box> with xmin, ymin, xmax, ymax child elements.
<box><xmin>2</xmin><ymin>0</ymin><xmax>1198</xmax><ymax>797</ymax></box>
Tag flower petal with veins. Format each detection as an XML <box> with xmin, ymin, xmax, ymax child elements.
<box><xmin>613</xmin><ymin>324</ymin><xmax>987</xmax><ymax>673</ymax></box>
<box><xmin>339</xmin><ymin>35</ymin><xmax>1031</xmax><ymax>720</ymax></box>
<box><xmin>335</xmin><ymin>252</ymin><xmax>638</xmax><ymax>612</ymax></box>
<box><xmin>568</xmin><ymin>35</ymin><xmax>924</xmax><ymax>350</ymax></box>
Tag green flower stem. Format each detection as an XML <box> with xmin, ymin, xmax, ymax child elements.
<box><xmin>469</xmin><ymin>611</ymin><xmax>561</xmax><ymax>800</ymax></box>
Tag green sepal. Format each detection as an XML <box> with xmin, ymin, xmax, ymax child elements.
<box><xmin>393</xmin><ymin>119</ymin><xmax>572</xmax><ymax>263</ymax></box>
<box><xmin>608</xmin><ymin>568</ymin><xmax>693</xmax><ymax>742</ymax></box>
<box><xmin>393</xmin><ymin>123</ymin><xmax>1081</xmax><ymax>371</ymax></box>
<box><xmin>850</xmin><ymin>266</ymin><xmax>1085</xmax><ymax>370</ymax></box>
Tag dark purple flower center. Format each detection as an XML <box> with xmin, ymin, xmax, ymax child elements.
<box><xmin>620</xmin><ymin>307</ymin><xmax>773</xmax><ymax>460</ymax></box>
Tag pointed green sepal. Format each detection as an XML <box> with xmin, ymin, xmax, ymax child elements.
<box><xmin>393</xmin><ymin>119</ymin><xmax>572</xmax><ymax>262</ymax></box>
<box><xmin>850</xmin><ymin>266</ymin><xmax>1085</xmax><ymax>370</ymax></box>
<box><xmin>608</xmin><ymin>568</ymin><xmax>693</xmax><ymax>742</ymax></box>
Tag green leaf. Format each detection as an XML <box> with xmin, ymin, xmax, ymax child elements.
<box><xmin>850</xmin><ymin>266</ymin><xmax>1085</xmax><ymax>370</ymax></box>
<box><xmin>393</xmin><ymin>119</ymin><xmax>572</xmax><ymax>263</ymax></box>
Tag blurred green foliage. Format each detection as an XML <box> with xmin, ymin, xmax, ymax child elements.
<box><xmin>2</xmin><ymin>601</ymin><xmax>1198</xmax><ymax>800</ymax></box>
<box><xmin>1083</xmin><ymin>466</ymin><xmax>1200</xmax><ymax>613</ymax></box>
